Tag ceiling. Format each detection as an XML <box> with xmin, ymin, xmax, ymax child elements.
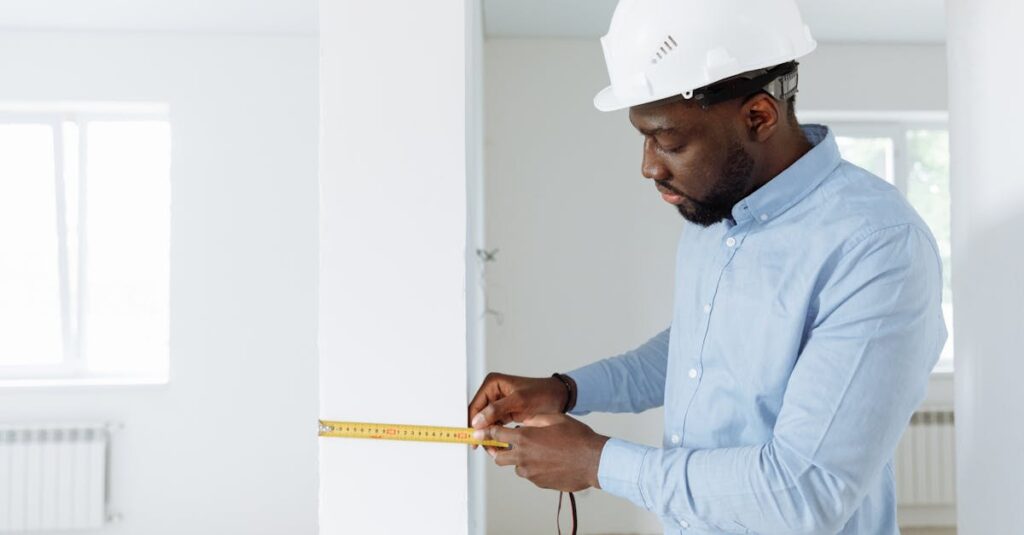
<box><xmin>483</xmin><ymin>0</ymin><xmax>947</xmax><ymax>44</ymax></box>
<box><xmin>0</xmin><ymin>0</ymin><xmax>945</xmax><ymax>43</ymax></box>
<box><xmin>0</xmin><ymin>0</ymin><xmax>317</xmax><ymax>34</ymax></box>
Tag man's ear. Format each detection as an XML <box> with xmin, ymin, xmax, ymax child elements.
<box><xmin>741</xmin><ymin>93</ymin><xmax>781</xmax><ymax>143</ymax></box>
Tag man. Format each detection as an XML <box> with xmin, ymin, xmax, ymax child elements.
<box><xmin>468</xmin><ymin>0</ymin><xmax>947</xmax><ymax>533</ymax></box>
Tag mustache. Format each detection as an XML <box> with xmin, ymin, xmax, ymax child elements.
<box><xmin>657</xmin><ymin>179</ymin><xmax>719</xmax><ymax>211</ymax></box>
<box><xmin>656</xmin><ymin>180</ymin><xmax>685</xmax><ymax>196</ymax></box>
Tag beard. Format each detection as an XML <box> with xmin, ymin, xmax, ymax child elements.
<box><xmin>659</xmin><ymin>141</ymin><xmax>756</xmax><ymax>227</ymax></box>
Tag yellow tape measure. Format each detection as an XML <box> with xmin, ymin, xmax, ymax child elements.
<box><xmin>318</xmin><ymin>419</ymin><xmax>510</xmax><ymax>449</ymax></box>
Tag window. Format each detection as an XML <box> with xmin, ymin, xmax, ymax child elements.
<box><xmin>805</xmin><ymin>113</ymin><xmax>953</xmax><ymax>373</ymax></box>
<box><xmin>0</xmin><ymin>104</ymin><xmax>170</xmax><ymax>384</ymax></box>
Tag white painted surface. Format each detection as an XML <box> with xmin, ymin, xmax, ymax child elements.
<box><xmin>796</xmin><ymin>44</ymin><xmax>948</xmax><ymax>112</ymax></box>
<box><xmin>483</xmin><ymin>39</ymin><xmax>948</xmax><ymax>534</ymax></box>
<box><xmin>0</xmin><ymin>0</ymin><xmax>942</xmax><ymax>42</ymax></box>
<box><xmin>465</xmin><ymin>1</ymin><xmax>489</xmax><ymax>534</ymax></box>
<box><xmin>318</xmin><ymin>2</ymin><xmax>471</xmax><ymax>534</ymax></box>
<box><xmin>0</xmin><ymin>31</ymin><xmax>319</xmax><ymax>534</ymax></box>
<box><xmin>946</xmin><ymin>1</ymin><xmax>1024</xmax><ymax>533</ymax></box>
<box><xmin>483</xmin><ymin>0</ymin><xmax>946</xmax><ymax>43</ymax></box>
<box><xmin>484</xmin><ymin>37</ymin><xmax>675</xmax><ymax>535</ymax></box>
<box><xmin>0</xmin><ymin>0</ymin><xmax>316</xmax><ymax>34</ymax></box>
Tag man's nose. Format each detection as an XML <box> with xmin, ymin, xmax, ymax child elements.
<box><xmin>641</xmin><ymin>138</ymin><xmax>670</xmax><ymax>181</ymax></box>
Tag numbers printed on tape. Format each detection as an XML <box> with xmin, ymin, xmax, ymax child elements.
<box><xmin>318</xmin><ymin>420</ymin><xmax>510</xmax><ymax>448</ymax></box>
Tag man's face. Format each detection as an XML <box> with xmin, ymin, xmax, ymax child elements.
<box><xmin>629</xmin><ymin>99</ymin><xmax>756</xmax><ymax>226</ymax></box>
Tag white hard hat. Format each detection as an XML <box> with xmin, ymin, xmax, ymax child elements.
<box><xmin>594</xmin><ymin>0</ymin><xmax>817</xmax><ymax>112</ymax></box>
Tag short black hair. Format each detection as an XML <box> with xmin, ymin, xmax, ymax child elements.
<box><xmin>782</xmin><ymin>94</ymin><xmax>798</xmax><ymax>122</ymax></box>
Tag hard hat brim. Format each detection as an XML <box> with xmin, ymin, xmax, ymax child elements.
<box><xmin>594</xmin><ymin>85</ymin><xmax>631</xmax><ymax>112</ymax></box>
<box><xmin>594</xmin><ymin>85</ymin><xmax>686</xmax><ymax>112</ymax></box>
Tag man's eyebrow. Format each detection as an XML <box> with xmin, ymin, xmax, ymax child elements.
<box><xmin>636</xmin><ymin>126</ymin><xmax>683</xmax><ymax>137</ymax></box>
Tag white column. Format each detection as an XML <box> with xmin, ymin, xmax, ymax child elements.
<box><xmin>947</xmin><ymin>2</ymin><xmax>1024</xmax><ymax>532</ymax></box>
<box><xmin>464</xmin><ymin>0</ymin><xmax>488</xmax><ymax>533</ymax></box>
<box><xmin>318</xmin><ymin>2</ymin><xmax>472</xmax><ymax>534</ymax></box>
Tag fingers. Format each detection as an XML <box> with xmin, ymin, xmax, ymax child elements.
<box><xmin>472</xmin><ymin>423</ymin><xmax>520</xmax><ymax>447</ymax></box>
<box><xmin>472</xmin><ymin>395</ymin><xmax>518</xmax><ymax>429</ymax></box>
<box><xmin>493</xmin><ymin>448</ymin><xmax>516</xmax><ymax>467</ymax></box>
<box><xmin>487</xmin><ymin>424</ymin><xmax>521</xmax><ymax>446</ymax></box>
<box><xmin>467</xmin><ymin>374</ymin><xmax>502</xmax><ymax>426</ymax></box>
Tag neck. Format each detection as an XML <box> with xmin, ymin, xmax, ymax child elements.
<box><xmin>752</xmin><ymin>123</ymin><xmax>812</xmax><ymax>190</ymax></box>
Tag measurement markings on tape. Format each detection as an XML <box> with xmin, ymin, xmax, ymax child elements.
<box><xmin>318</xmin><ymin>420</ymin><xmax>510</xmax><ymax>449</ymax></box>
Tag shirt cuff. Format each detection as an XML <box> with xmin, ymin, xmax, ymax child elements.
<box><xmin>597</xmin><ymin>437</ymin><xmax>653</xmax><ymax>510</ymax></box>
<box><xmin>565</xmin><ymin>363</ymin><xmax>609</xmax><ymax>416</ymax></box>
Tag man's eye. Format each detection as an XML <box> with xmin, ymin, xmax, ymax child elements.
<box><xmin>659</xmin><ymin>143</ymin><xmax>684</xmax><ymax>154</ymax></box>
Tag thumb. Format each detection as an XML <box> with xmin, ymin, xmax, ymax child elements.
<box><xmin>472</xmin><ymin>394</ymin><xmax>519</xmax><ymax>429</ymax></box>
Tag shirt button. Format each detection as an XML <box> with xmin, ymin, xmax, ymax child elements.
<box><xmin>725</xmin><ymin>237</ymin><xmax>737</xmax><ymax>247</ymax></box>
<box><xmin>671</xmin><ymin>434</ymin><xmax>681</xmax><ymax>445</ymax></box>
<box><xmin>703</xmin><ymin>303</ymin><xmax>711</xmax><ymax>313</ymax></box>
<box><xmin>679</xmin><ymin>519</ymin><xmax>690</xmax><ymax>528</ymax></box>
<box><xmin>688</xmin><ymin>368</ymin><xmax>698</xmax><ymax>379</ymax></box>
<box><xmin>760</xmin><ymin>214</ymin><xmax>769</xmax><ymax>221</ymax></box>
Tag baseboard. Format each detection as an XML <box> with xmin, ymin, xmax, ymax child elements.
<box><xmin>899</xmin><ymin>505</ymin><xmax>957</xmax><ymax>528</ymax></box>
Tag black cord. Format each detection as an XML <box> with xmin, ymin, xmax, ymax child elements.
<box><xmin>557</xmin><ymin>492</ymin><xmax>577</xmax><ymax>535</ymax></box>
<box><xmin>569</xmin><ymin>492</ymin><xmax>577</xmax><ymax>534</ymax></box>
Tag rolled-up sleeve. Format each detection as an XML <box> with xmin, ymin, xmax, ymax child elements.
<box><xmin>596</xmin><ymin>225</ymin><xmax>947</xmax><ymax>534</ymax></box>
<box><xmin>566</xmin><ymin>328</ymin><xmax>670</xmax><ymax>415</ymax></box>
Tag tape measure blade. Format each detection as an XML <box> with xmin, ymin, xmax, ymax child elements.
<box><xmin>318</xmin><ymin>419</ymin><xmax>510</xmax><ymax>448</ymax></box>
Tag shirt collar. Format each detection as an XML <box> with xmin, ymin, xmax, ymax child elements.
<box><xmin>731</xmin><ymin>124</ymin><xmax>841</xmax><ymax>225</ymax></box>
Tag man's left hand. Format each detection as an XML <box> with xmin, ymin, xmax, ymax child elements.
<box><xmin>475</xmin><ymin>414</ymin><xmax>610</xmax><ymax>492</ymax></box>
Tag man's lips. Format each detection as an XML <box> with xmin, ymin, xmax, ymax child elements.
<box><xmin>656</xmin><ymin>183</ymin><xmax>686</xmax><ymax>205</ymax></box>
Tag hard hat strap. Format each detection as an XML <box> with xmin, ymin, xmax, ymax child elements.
<box><xmin>692</xmin><ymin>61</ymin><xmax>800</xmax><ymax>110</ymax></box>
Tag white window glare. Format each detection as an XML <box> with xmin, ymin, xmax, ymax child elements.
<box><xmin>0</xmin><ymin>106</ymin><xmax>170</xmax><ymax>385</ymax></box>
<box><xmin>0</xmin><ymin>125</ymin><xmax>63</xmax><ymax>367</ymax></box>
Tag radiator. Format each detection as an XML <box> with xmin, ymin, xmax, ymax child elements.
<box><xmin>894</xmin><ymin>409</ymin><xmax>956</xmax><ymax>527</ymax></box>
<box><xmin>0</xmin><ymin>423</ymin><xmax>110</xmax><ymax>532</ymax></box>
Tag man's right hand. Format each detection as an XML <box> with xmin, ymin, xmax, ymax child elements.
<box><xmin>467</xmin><ymin>373</ymin><xmax>570</xmax><ymax>432</ymax></box>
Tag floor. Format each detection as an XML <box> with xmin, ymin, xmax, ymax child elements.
<box><xmin>598</xmin><ymin>524</ymin><xmax>954</xmax><ymax>528</ymax></box>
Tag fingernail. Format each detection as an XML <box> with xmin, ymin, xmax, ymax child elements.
<box><xmin>471</xmin><ymin>414</ymin><xmax>485</xmax><ymax>428</ymax></box>
<box><xmin>487</xmin><ymin>449</ymin><xmax>496</xmax><ymax>459</ymax></box>
<box><xmin>472</xmin><ymin>429</ymin><xmax>485</xmax><ymax>440</ymax></box>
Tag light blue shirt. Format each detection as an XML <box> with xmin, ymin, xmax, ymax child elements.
<box><xmin>568</xmin><ymin>125</ymin><xmax>947</xmax><ymax>535</ymax></box>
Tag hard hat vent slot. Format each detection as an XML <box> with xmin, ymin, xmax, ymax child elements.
<box><xmin>651</xmin><ymin>35</ymin><xmax>678</xmax><ymax>65</ymax></box>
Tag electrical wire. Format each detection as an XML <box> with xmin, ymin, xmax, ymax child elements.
<box><xmin>557</xmin><ymin>491</ymin><xmax>578</xmax><ymax>535</ymax></box>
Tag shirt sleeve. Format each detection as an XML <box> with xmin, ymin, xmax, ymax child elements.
<box><xmin>565</xmin><ymin>328</ymin><xmax>670</xmax><ymax>415</ymax></box>
<box><xmin>597</xmin><ymin>224</ymin><xmax>948</xmax><ymax>535</ymax></box>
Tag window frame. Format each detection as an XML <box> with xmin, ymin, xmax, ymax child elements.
<box><xmin>0</xmin><ymin>103</ymin><xmax>170</xmax><ymax>383</ymax></box>
<box><xmin>800</xmin><ymin>110</ymin><xmax>953</xmax><ymax>377</ymax></box>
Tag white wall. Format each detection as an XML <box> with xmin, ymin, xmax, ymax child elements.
<box><xmin>318</xmin><ymin>2</ymin><xmax>473</xmax><ymax>534</ymax></box>
<box><xmin>483</xmin><ymin>39</ymin><xmax>948</xmax><ymax>534</ymax></box>
<box><xmin>484</xmin><ymin>37</ymin><xmax>674</xmax><ymax>535</ymax></box>
<box><xmin>797</xmin><ymin>43</ymin><xmax>948</xmax><ymax>112</ymax></box>
<box><xmin>466</xmin><ymin>1</ymin><xmax>490</xmax><ymax>533</ymax></box>
<box><xmin>946</xmin><ymin>1</ymin><xmax>1024</xmax><ymax>532</ymax></box>
<box><xmin>0</xmin><ymin>31</ymin><xmax>319</xmax><ymax>534</ymax></box>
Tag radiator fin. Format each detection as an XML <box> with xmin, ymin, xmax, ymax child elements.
<box><xmin>0</xmin><ymin>424</ymin><xmax>108</xmax><ymax>532</ymax></box>
<box><xmin>895</xmin><ymin>410</ymin><xmax>956</xmax><ymax>506</ymax></box>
